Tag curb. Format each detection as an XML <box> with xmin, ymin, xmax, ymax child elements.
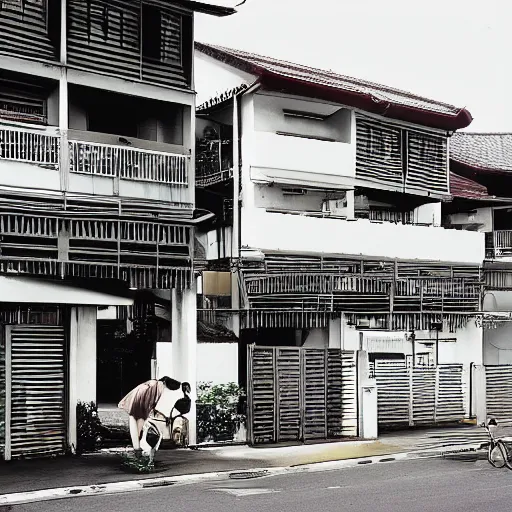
<box><xmin>0</xmin><ymin>443</ymin><xmax>484</xmax><ymax>506</ymax></box>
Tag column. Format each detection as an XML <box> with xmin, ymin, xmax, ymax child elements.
<box><xmin>171</xmin><ymin>280</ymin><xmax>198</xmax><ymax>445</ymax></box>
<box><xmin>68</xmin><ymin>306</ymin><xmax>98</xmax><ymax>452</ymax></box>
<box><xmin>328</xmin><ymin>316</ymin><xmax>342</xmax><ymax>349</ymax></box>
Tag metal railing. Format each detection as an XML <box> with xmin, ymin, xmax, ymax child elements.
<box><xmin>68</xmin><ymin>140</ymin><xmax>189</xmax><ymax>185</ymax></box>
<box><xmin>0</xmin><ymin>127</ymin><xmax>60</xmax><ymax>168</ymax></box>
<box><xmin>487</xmin><ymin>230</ymin><xmax>512</xmax><ymax>259</ymax></box>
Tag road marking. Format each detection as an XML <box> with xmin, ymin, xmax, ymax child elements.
<box><xmin>327</xmin><ymin>486</ymin><xmax>341</xmax><ymax>489</ymax></box>
<box><xmin>212</xmin><ymin>488</ymin><xmax>281</xmax><ymax>497</ymax></box>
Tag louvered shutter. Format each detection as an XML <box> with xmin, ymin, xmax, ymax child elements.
<box><xmin>248</xmin><ymin>346</ymin><xmax>276</xmax><ymax>444</ymax></box>
<box><xmin>485</xmin><ymin>365</ymin><xmax>512</xmax><ymax>421</ymax></box>
<box><xmin>7</xmin><ymin>326</ymin><xmax>66</xmax><ymax>459</ymax></box>
<box><xmin>0</xmin><ymin>340</ymin><xmax>5</xmax><ymax>459</ymax></box>
<box><xmin>355</xmin><ymin>114</ymin><xmax>404</xmax><ymax>186</ymax></box>
<box><xmin>302</xmin><ymin>349</ymin><xmax>327</xmax><ymax>440</ymax></box>
<box><xmin>276</xmin><ymin>347</ymin><xmax>301</xmax><ymax>442</ymax></box>
<box><xmin>406</xmin><ymin>132</ymin><xmax>448</xmax><ymax>193</ymax></box>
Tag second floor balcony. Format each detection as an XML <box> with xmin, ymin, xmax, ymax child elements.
<box><xmin>241</xmin><ymin>207</ymin><xmax>485</xmax><ymax>265</ymax></box>
<box><xmin>0</xmin><ymin>125</ymin><xmax>192</xmax><ymax>206</ymax></box>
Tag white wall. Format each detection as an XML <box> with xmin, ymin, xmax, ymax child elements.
<box><xmin>484</xmin><ymin>323</ymin><xmax>512</xmax><ymax>364</ymax></box>
<box><xmin>75</xmin><ymin>307</ymin><xmax>98</xmax><ymax>403</ymax></box>
<box><xmin>156</xmin><ymin>342</ymin><xmax>238</xmax><ymax>385</ymax></box>
<box><xmin>414</xmin><ymin>202</ymin><xmax>441</xmax><ymax>226</ymax></box>
<box><xmin>194</xmin><ymin>51</ymin><xmax>256</xmax><ymax>107</ymax></box>
<box><xmin>340</xmin><ymin>318</ymin><xmax>483</xmax><ymax>366</ymax></box>
<box><xmin>446</xmin><ymin>207</ymin><xmax>493</xmax><ymax>232</ymax></box>
<box><xmin>303</xmin><ymin>328</ymin><xmax>328</xmax><ymax>348</ymax></box>
<box><xmin>196</xmin><ymin>227</ymin><xmax>233</xmax><ymax>260</ymax></box>
<box><xmin>241</xmin><ymin>208</ymin><xmax>485</xmax><ymax>264</ymax></box>
<box><xmin>253</xmin><ymin>93</ymin><xmax>351</xmax><ymax>143</ymax></box>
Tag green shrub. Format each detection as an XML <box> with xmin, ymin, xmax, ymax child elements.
<box><xmin>196</xmin><ymin>382</ymin><xmax>246</xmax><ymax>443</ymax></box>
<box><xmin>76</xmin><ymin>401</ymin><xmax>103</xmax><ymax>454</ymax></box>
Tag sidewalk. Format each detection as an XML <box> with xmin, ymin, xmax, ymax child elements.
<box><xmin>1</xmin><ymin>422</ymin><xmax>498</xmax><ymax>496</ymax></box>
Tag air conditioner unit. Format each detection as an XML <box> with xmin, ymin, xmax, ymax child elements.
<box><xmin>322</xmin><ymin>198</ymin><xmax>347</xmax><ymax>216</ymax></box>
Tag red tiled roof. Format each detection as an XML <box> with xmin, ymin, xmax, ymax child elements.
<box><xmin>450</xmin><ymin>132</ymin><xmax>512</xmax><ymax>173</ymax></box>
<box><xmin>449</xmin><ymin>171</ymin><xmax>490</xmax><ymax>200</ymax></box>
<box><xmin>195</xmin><ymin>42</ymin><xmax>472</xmax><ymax>130</ymax></box>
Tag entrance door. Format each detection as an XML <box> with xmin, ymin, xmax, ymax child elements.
<box><xmin>247</xmin><ymin>346</ymin><xmax>357</xmax><ymax>444</ymax></box>
<box><xmin>5</xmin><ymin>326</ymin><xmax>66</xmax><ymax>460</ymax></box>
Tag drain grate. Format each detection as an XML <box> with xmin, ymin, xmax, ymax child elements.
<box><xmin>228</xmin><ymin>470</ymin><xmax>270</xmax><ymax>480</ymax></box>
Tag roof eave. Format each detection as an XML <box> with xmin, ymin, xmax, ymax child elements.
<box><xmin>260</xmin><ymin>72</ymin><xmax>472</xmax><ymax>131</ymax></box>
<box><xmin>450</xmin><ymin>159</ymin><xmax>512</xmax><ymax>176</ymax></box>
<box><xmin>180</xmin><ymin>1</ymin><xmax>236</xmax><ymax>16</ymax></box>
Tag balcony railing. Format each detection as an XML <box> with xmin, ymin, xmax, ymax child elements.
<box><xmin>68</xmin><ymin>140</ymin><xmax>189</xmax><ymax>185</ymax></box>
<box><xmin>0</xmin><ymin>126</ymin><xmax>60</xmax><ymax>168</ymax></box>
<box><xmin>196</xmin><ymin>138</ymin><xmax>233</xmax><ymax>187</ymax></box>
<box><xmin>486</xmin><ymin>230</ymin><xmax>512</xmax><ymax>259</ymax></box>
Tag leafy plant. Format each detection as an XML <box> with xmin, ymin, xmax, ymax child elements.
<box><xmin>196</xmin><ymin>382</ymin><xmax>246</xmax><ymax>443</ymax></box>
<box><xmin>76</xmin><ymin>401</ymin><xmax>103</xmax><ymax>455</ymax></box>
<box><xmin>121</xmin><ymin>452</ymin><xmax>154</xmax><ymax>473</ymax></box>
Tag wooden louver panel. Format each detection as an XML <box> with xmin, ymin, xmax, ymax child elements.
<box><xmin>485</xmin><ymin>365</ymin><xmax>512</xmax><ymax>421</ymax></box>
<box><xmin>0</xmin><ymin>340</ymin><xmax>5</xmax><ymax>459</ymax></box>
<box><xmin>249</xmin><ymin>347</ymin><xmax>357</xmax><ymax>444</ymax></box>
<box><xmin>67</xmin><ymin>0</ymin><xmax>190</xmax><ymax>88</ymax></box>
<box><xmin>249</xmin><ymin>347</ymin><xmax>275</xmax><ymax>444</ymax></box>
<box><xmin>302</xmin><ymin>349</ymin><xmax>327</xmax><ymax>440</ymax></box>
<box><xmin>9</xmin><ymin>326</ymin><xmax>66</xmax><ymax>459</ymax></box>
<box><xmin>355</xmin><ymin>115</ymin><xmax>403</xmax><ymax>185</ymax></box>
<box><xmin>0</xmin><ymin>0</ymin><xmax>58</xmax><ymax>62</ymax></box>
<box><xmin>406</xmin><ymin>132</ymin><xmax>448</xmax><ymax>193</ymax></box>
<box><xmin>276</xmin><ymin>348</ymin><xmax>301</xmax><ymax>441</ymax></box>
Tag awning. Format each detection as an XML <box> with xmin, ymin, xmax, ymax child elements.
<box><xmin>0</xmin><ymin>276</ymin><xmax>134</xmax><ymax>306</ymax></box>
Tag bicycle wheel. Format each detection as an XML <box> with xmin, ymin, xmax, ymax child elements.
<box><xmin>489</xmin><ymin>441</ymin><xmax>507</xmax><ymax>468</ymax></box>
<box><xmin>498</xmin><ymin>441</ymin><xmax>512</xmax><ymax>470</ymax></box>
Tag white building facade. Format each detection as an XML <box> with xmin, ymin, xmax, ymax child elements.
<box><xmin>193</xmin><ymin>44</ymin><xmax>486</xmax><ymax>431</ymax></box>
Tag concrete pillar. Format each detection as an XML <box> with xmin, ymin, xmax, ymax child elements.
<box><xmin>68</xmin><ymin>306</ymin><xmax>98</xmax><ymax>453</ymax></box>
<box><xmin>357</xmin><ymin>350</ymin><xmax>378</xmax><ymax>439</ymax></box>
<box><xmin>473</xmin><ymin>365</ymin><xmax>487</xmax><ymax>426</ymax></box>
<box><xmin>328</xmin><ymin>317</ymin><xmax>342</xmax><ymax>349</ymax></box>
<box><xmin>171</xmin><ymin>281</ymin><xmax>198</xmax><ymax>445</ymax></box>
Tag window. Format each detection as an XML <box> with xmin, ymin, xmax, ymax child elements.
<box><xmin>141</xmin><ymin>4</ymin><xmax>161</xmax><ymax>60</ymax></box>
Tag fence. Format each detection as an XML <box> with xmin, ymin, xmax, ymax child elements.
<box><xmin>374</xmin><ymin>361</ymin><xmax>465</xmax><ymax>428</ymax></box>
<box><xmin>247</xmin><ymin>346</ymin><xmax>358</xmax><ymax>444</ymax></box>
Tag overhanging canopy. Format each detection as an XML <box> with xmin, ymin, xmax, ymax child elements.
<box><xmin>0</xmin><ymin>276</ymin><xmax>134</xmax><ymax>306</ymax></box>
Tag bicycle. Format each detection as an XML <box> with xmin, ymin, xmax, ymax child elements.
<box><xmin>482</xmin><ymin>418</ymin><xmax>512</xmax><ymax>469</ymax></box>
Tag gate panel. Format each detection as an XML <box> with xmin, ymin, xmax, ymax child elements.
<box><xmin>302</xmin><ymin>349</ymin><xmax>327</xmax><ymax>441</ymax></box>
<box><xmin>412</xmin><ymin>367</ymin><xmax>436</xmax><ymax>425</ymax></box>
<box><xmin>248</xmin><ymin>346</ymin><xmax>357</xmax><ymax>444</ymax></box>
<box><xmin>340</xmin><ymin>351</ymin><xmax>358</xmax><ymax>436</ymax></box>
<box><xmin>375</xmin><ymin>362</ymin><xmax>465</xmax><ymax>428</ymax></box>
<box><xmin>485</xmin><ymin>365</ymin><xmax>512</xmax><ymax>421</ymax></box>
<box><xmin>276</xmin><ymin>348</ymin><xmax>301</xmax><ymax>442</ymax></box>
<box><xmin>437</xmin><ymin>365</ymin><xmax>465</xmax><ymax>422</ymax></box>
<box><xmin>249</xmin><ymin>346</ymin><xmax>276</xmax><ymax>444</ymax></box>
<box><xmin>326</xmin><ymin>349</ymin><xmax>343</xmax><ymax>437</ymax></box>
<box><xmin>6</xmin><ymin>326</ymin><xmax>66</xmax><ymax>459</ymax></box>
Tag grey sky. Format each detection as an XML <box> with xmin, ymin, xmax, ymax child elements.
<box><xmin>196</xmin><ymin>0</ymin><xmax>509</xmax><ymax>132</ymax></box>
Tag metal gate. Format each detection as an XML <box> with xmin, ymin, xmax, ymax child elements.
<box><xmin>485</xmin><ymin>365</ymin><xmax>512</xmax><ymax>421</ymax></box>
<box><xmin>5</xmin><ymin>326</ymin><xmax>66</xmax><ymax>460</ymax></box>
<box><xmin>374</xmin><ymin>361</ymin><xmax>465</xmax><ymax>428</ymax></box>
<box><xmin>247</xmin><ymin>346</ymin><xmax>357</xmax><ymax>444</ymax></box>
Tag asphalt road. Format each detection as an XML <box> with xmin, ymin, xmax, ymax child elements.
<box><xmin>7</xmin><ymin>456</ymin><xmax>512</xmax><ymax>512</ymax></box>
